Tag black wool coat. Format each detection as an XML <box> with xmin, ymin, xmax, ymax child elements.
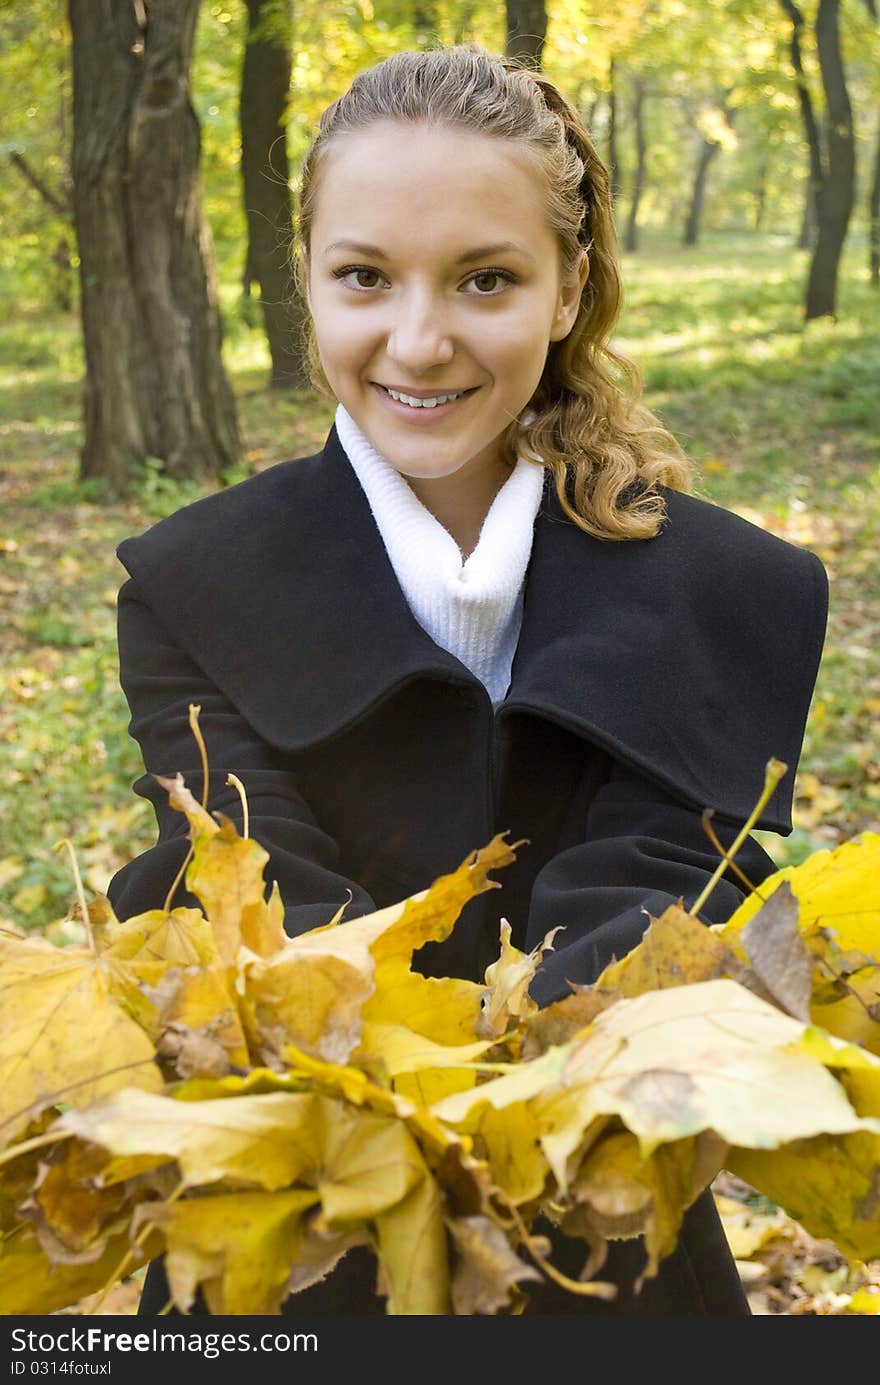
<box><xmin>108</xmin><ymin>421</ymin><xmax>828</xmax><ymax>1318</ymax></box>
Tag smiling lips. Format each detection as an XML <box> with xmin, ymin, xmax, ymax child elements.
<box><xmin>375</xmin><ymin>383</ymin><xmax>477</xmax><ymax>411</ymax></box>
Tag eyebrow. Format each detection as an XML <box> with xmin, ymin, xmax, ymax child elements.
<box><xmin>322</xmin><ymin>239</ymin><xmax>536</xmax><ymax>265</ymax></box>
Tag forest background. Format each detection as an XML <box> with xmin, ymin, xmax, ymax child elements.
<box><xmin>0</xmin><ymin>0</ymin><xmax>878</xmax><ymax>1315</ymax></box>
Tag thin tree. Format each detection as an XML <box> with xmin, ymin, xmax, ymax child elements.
<box><xmin>506</xmin><ymin>0</ymin><xmax>547</xmax><ymax>68</ymax></box>
<box><xmin>608</xmin><ymin>55</ymin><xmax>620</xmax><ymax>206</ymax></box>
<box><xmin>778</xmin><ymin>0</ymin><xmax>856</xmax><ymax>319</ymax></box>
<box><xmin>683</xmin><ymin>97</ymin><xmax>736</xmax><ymax>247</ymax></box>
<box><xmin>779</xmin><ymin>0</ymin><xmax>823</xmax><ymax>251</ymax></box>
<box><xmin>808</xmin><ymin>0</ymin><xmax>856</xmax><ymax>317</ymax></box>
<box><xmin>68</xmin><ymin>0</ymin><xmax>239</xmax><ymax>497</ymax></box>
<box><xmin>861</xmin><ymin>0</ymin><xmax>878</xmax><ymax>288</ymax></box>
<box><xmin>870</xmin><ymin>107</ymin><xmax>880</xmax><ymax>289</ymax></box>
<box><xmin>240</xmin><ymin>0</ymin><xmax>307</xmax><ymax>388</ymax></box>
<box><xmin>624</xmin><ymin>74</ymin><xmax>646</xmax><ymax>251</ymax></box>
<box><xmin>752</xmin><ymin>153</ymin><xmax>770</xmax><ymax>232</ymax></box>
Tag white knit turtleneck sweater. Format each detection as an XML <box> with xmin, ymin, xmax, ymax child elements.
<box><xmin>334</xmin><ymin>402</ymin><xmax>546</xmax><ymax>706</ymax></box>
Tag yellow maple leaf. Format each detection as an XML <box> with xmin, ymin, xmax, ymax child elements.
<box><xmin>139</xmin><ymin>1188</ymin><xmax>320</xmax><ymax>1315</ymax></box>
<box><xmin>0</xmin><ymin>935</ymin><xmax>162</xmax><ymax>1147</ymax></box>
<box><xmin>329</xmin><ymin>833</ymin><xmax>520</xmax><ymax>965</ymax></box>
<box><xmin>477</xmin><ymin>919</ymin><xmax>562</xmax><ymax>1039</ymax></box>
<box><xmin>721</xmin><ymin>832</ymin><xmax>880</xmax><ymax>1053</ymax></box>
<box><xmin>186</xmin><ymin>817</ymin><xmax>269</xmax><ymax>966</ymax></box>
<box><xmin>101</xmin><ymin>906</ymin><xmax>218</xmax><ymax>966</ymax></box>
<box><xmin>374</xmin><ymin>1171</ymin><xmax>450</xmax><ymax>1314</ymax></box>
<box><xmin>0</xmin><ymin>1225</ymin><xmax>152</xmax><ymax>1316</ymax></box>
<box><xmin>364</xmin><ymin>957</ymin><xmax>484</xmax><ymax>1047</ymax></box>
<box><xmin>596</xmin><ymin>902</ymin><xmax>734</xmax><ymax>995</ymax></box>
<box><xmin>243</xmin><ymin>939</ymin><xmax>374</xmax><ymax>1068</ymax></box>
<box><xmin>58</xmin><ymin>1088</ymin><xmax>328</xmax><ymax>1190</ymax></box>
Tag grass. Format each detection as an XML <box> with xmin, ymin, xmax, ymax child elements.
<box><xmin>0</xmin><ymin>231</ymin><xmax>878</xmax><ymax>933</ymax></box>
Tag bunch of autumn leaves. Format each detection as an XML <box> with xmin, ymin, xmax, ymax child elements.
<box><xmin>2</xmin><ymin>715</ymin><xmax>880</xmax><ymax>1315</ymax></box>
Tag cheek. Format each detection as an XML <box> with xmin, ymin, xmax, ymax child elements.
<box><xmin>482</xmin><ymin>314</ymin><xmax>555</xmax><ymax>375</ymax></box>
<box><xmin>315</xmin><ymin>296</ymin><xmax>384</xmax><ymax>349</ymax></box>
<box><xmin>310</xmin><ymin>307</ymin><xmax>365</xmax><ymax>369</ymax></box>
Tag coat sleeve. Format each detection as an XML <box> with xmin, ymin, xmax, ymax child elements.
<box><xmin>106</xmin><ymin>577</ymin><xmax>378</xmax><ymax>933</ymax></box>
<box><xmin>524</xmin><ymin>760</ymin><xmax>782</xmax><ymax>1009</ymax></box>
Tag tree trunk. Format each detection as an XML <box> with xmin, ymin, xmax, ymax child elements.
<box><xmin>683</xmin><ymin>139</ymin><xmax>718</xmax><ymax>246</ymax></box>
<box><xmin>797</xmin><ymin>176</ymin><xmax>818</xmax><ymax>248</ymax></box>
<box><xmin>240</xmin><ymin>0</ymin><xmax>306</xmax><ymax>388</ymax></box>
<box><xmin>805</xmin><ymin>0</ymin><xmax>855</xmax><ymax>319</ymax></box>
<box><xmin>752</xmin><ymin>154</ymin><xmax>769</xmax><ymax>232</ymax></box>
<box><xmin>608</xmin><ymin>55</ymin><xmax>620</xmax><ymax>206</ymax></box>
<box><xmin>682</xmin><ymin>112</ymin><xmax>726</xmax><ymax>247</ymax></box>
<box><xmin>68</xmin><ymin>0</ymin><xmax>239</xmax><ymax>498</ymax></box>
<box><xmin>682</xmin><ymin>99</ymin><xmax>735</xmax><ymax>247</ymax></box>
<box><xmin>778</xmin><ymin>0</ymin><xmax>855</xmax><ymax>317</ymax></box>
<box><xmin>52</xmin><ymin>238</ymin><xmax>74</xmax><ymax>314</ymax></box>
<box><xmin>624</xmin><ymin>75</ymin><xmax>646</xmax><ymax>251</ymax></box>
<box><xmin>505</xmin><ymin>0</ymin><xmax>547</xmax><ymax>69</ymax></box>
<box><xmin>870</xmin><ymin>107</ymin><xmax>880</xmax><ymax>289</ymax></box>
<box><xmin>778</xmin><ymin>0</ymin><xmax>824</xmax><ymax>254</ymax></box>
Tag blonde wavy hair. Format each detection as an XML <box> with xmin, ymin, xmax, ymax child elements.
<box><xmin>292</xmin><ymin>42</ymin><xmax>695</xmax><ymax>541</ymax></box>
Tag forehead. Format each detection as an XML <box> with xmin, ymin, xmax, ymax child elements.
<box><xmin>311</xmin><ymin>121</ymin><xmax>554</xmax><ymax>254</ymax></box>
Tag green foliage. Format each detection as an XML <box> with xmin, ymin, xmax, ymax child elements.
<box><xmin>130</xmin><ymin>456</ymin><xmax>255</xmax><ymax>520</ymax></box>
<box><xmin>3</xmin><ymin>0</ymin><xmax>879</xmax><ymax>324</ymax></box>
<box><xmin>0</xmin><ymin>1</ymin><xmax>73</xmax><ymax>309</ymax></box>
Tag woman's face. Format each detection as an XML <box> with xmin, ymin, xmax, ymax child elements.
<box><xmin>306</xmin><ymin>121</ymin><xmax>587</xmax><ymax>484</ymax></box>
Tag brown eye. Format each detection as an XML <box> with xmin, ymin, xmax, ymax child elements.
<box><xmin>466</xmin><ymin>269</ymin><xmax>517</xmax><ymax>296</ymax></box>
<box><xmin>332</xmin><ymin>266</ymin><xmax>384</xmax><ymax>290</ymax></box>
<box><xmin>473</xmin><ymin>272</ymin><xmax>501</xmax><ymax>293</ymax></box>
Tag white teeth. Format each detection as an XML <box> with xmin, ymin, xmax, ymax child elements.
<box><xmin>384</xmin><ymin>387</ymin><xmax>467</xmax><ymax>408</ymax></box>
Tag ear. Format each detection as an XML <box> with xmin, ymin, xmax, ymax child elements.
<box><xmin>549</xmin><ymin>248</ymin><xmax>590</xmax><ymax>343</ymax></box>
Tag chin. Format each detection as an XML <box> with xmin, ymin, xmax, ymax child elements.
<box><xmin>381</xmin><ymin>452</ymin><xmax>469</xmax><ymax>480</ymax></box>
<box><xmin>374</xmin><ymin>434</ymin><xmax>476</xmax><ymax>471</ymax></box>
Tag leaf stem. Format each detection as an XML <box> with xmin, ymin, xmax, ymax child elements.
<box><xmin>501</xmin><ymin>1195</ymin><xmax>617</xmax><ymax>1300</ymax></box>
<box><xmin>226</xmin><ymin>773</ymin><xmax>249</xmax><ymax>840</ymax></box>
<box><xmin>689</xmin><ymin>758</ymin><xmax>788</xmax><ymax>919</ymax></box>
<box><xmin>189</xmin><ymin>704</ymin><xmax>209</xmax><ymax>812</ymax></box>
<box><xmin>700</xmin><ymin>809</ymin><xmax>756</xmax><ymax>894</ymax></box>
<box><xmin>161</xmin><ymin>834</ymin><xmax>193</xmax><ymax>917</ymax></box>
<box><xmin>0</xmin><ymin>1129</ymin><xmax>71</xmax><ymax>1169</ymax></box>
<box><xmin>161</xmin><ymin>703</ymin><xmax>208</xmax><ymax>914</ymax></box>
<box><xmin>52</xmin><ymin>838</ymin><xmax>95</xmax><ymax>953</ymax></box>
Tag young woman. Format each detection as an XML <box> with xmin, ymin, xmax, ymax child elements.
<box><xmin>109</xmin><ymin>43</ymin><xmax>828</xmax><ymax>1316</ymax></box>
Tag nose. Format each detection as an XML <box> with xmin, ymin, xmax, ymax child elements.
<box><xmin>385</xmin><ymin>289</ymin><xmax>454</xmax><ymax>371</ymax></box>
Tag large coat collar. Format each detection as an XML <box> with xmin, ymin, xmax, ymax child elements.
<box><xmin>116</xmin><ymin>423</ymin><xmax>827</xmax><ymax>835</ymax></box>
